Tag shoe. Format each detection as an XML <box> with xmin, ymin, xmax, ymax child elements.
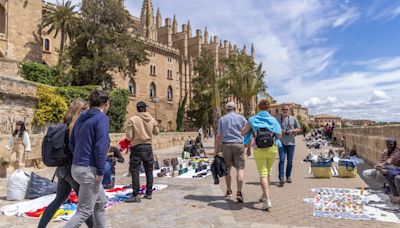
<box><xmin>125</xmin><ymin>195</ymin><xmax>141</xmax><ymax>203</ymax></box>
<box><xmin>261</xmin><ymin>199</ymin><xmax>272</xmax><ymax>211</ymax></box>
<box><xmin>259</xmin><ymin>194</ymin><xmax>267</xmax><ymax>203</ymax></box>
<box><xmin>279</xmin><ymin>177</ymin><xmax>285</xmax><ymax>186</ymax></box>
<box><xmin>144</xmin><ymin>194</ymin><xmax>152</xmax><ymax>200</ymax></box>
<box><xmin>225</xmin><ymin>190</ymin><xmax>233</xmax><ymax>197</ymax></box>
<box><xmin>236</xmin><ymin>191</ymin><xmax>244</xmax><ymax>203</ymax></box>
<box><xmin>286</xmin><ymin>177</ymin><xmax>292</xmax><ymax>183</ymax></box>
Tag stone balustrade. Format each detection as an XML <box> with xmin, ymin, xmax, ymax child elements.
<box><xmin>334</xmin><ymin>125</ymin><xmax>400</xmax><ymax>165</ymax></box>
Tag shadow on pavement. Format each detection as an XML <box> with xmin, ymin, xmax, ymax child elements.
<box><xmin>184</xmin><ymin>194</ymin><xmax>259</xmax><ymax>211</ymax></box>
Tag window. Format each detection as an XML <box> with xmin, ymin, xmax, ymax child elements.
<box><xmin>150</xmin><ymin>65</ymin><xmax>156</xmax><ymax>75</ymax></box>
<box><xmin>167</xmin><ymin>69</ymin><xmax>173</xmax><ymax>79</ymax></box>
<box><xmin>167</xmin><ymin>86</ymin><xmax>173</xmax><ymax>101</ymax></box>
<box><xmin>149</xmin><ymin>82</ymin><xmax>156</xmax><ymax>99</ymax></box>
<box><xmin>167</xmin><ymin>57</ymin><xmax>172</xmax><ymax>63</ymax></box>
<box><xmin>44</xmin><ymin>39</ymin><xmax>50</xmax><ymax>52</ymax></box>
<box><xmin>128</xmin><ymin>79</ymin><xmax>136</xmax><ymax>96</ymax></box>
<box><xmin>0</xmin><ymin>5</ymin><xmax>5</xmax><ymax>35</ymax></box>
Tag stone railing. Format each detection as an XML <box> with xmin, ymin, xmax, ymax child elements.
<box><xmin>0</xmin><ymin>58</ymin><xmax>20</xmax><ymax>78</ymax></box>
<box><xmin>0</xmin><ymin>132</ymin><xmax>197</xmax><ymax>167</ymax></box>
<box><xmin>334</xmin><ymin>125</ymin><xmax>400</xmax><ymax>165</ymax></box>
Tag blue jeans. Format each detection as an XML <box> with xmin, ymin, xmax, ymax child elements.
<box><xmin>279</xmin><ymin>145</ymin><xmax>295</xmax><ymax>178</ymax></box>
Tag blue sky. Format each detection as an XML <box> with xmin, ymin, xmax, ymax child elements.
<box><xmin>50</xmin><ymin>0</ymin><xmax>400</xmax><ymax>121</ymax></box>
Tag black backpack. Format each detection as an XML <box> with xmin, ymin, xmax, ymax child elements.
<box><xmin>255</xmin><ymin>128</ymin><xmax>275</xmax><ymax>148</ymax></box>
<box><xmin>42</xmin><ymin>123</ymin><xmax>69</xmax><ymax>167</ymax></box>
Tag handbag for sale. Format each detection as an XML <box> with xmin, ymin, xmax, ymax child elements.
<box><xmin>311</xmin><ymin>161</ymin><xmax>333</xmax><ymax>178</ymax></box>
<box><xmin>338</xmin><ymin>159</ymin><xmax>357</xmax><ymax>178</ymax></box>
<box><xmin>154</xmin><ymin>153</ymin><xmax>160</xmax><ymax>170</ymax></box>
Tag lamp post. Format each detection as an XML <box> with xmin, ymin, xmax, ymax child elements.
<box><xmin>151</xmin><ymin>98</ymin><xmax>160</xmax><ymax>120</ymax></box>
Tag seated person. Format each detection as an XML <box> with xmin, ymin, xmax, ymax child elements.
<box><xmin>190</xmin><ymin>135</ymin><xmax>206</xmax><ymax>157</ymax></box>
<box><xmin>362</xmin><ymin>138</ymin><xmax>400</xmax><ymax>187</ymax></box>
<box><xmin>183</xmin><ymin>137</ymin><xmax>194</xmax><ymax>152</ymax></box>
<box><xmin>103</xmin><ymin>146</ymin><xmax>125</xmax><ymax>189</ymax></box>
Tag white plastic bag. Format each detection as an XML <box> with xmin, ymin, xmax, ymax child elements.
<box><xmin>6</xmin><ymin>169</ymin><xmax>30</xmax><ymax>201</ymax></box>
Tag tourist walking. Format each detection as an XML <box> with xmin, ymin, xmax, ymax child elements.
<box><xmin>6</xmin><ymin>121</ymin><xmax>31</xmax><ymax>169</ymax></box>
<box><xmin>38</xmin><ymin>99</ymin><xmax>93</xmax><ymax>228</ymax></box>
<box><xmin>242</xmin><ymin>99</ymin><xmax>282</xmax><ymax>210</ymax></box>
<box><xmin>215</xmin><ymin>102</ymin><xmax>247</xmax><ymax>203</ymax></box>
<box><xmin>125</xmin><ymin>101</ymin><xmax>159</xmax><ymax>203</ymax></box>
<box><xmin>277</xmin><ymin>105</ymin><xmax>301</xmax><ymax>186</ymax></box>
<box><xmin>65</xmin><ymin>90</ymin><xmax>110</xmax><ymax>228</ymax></box>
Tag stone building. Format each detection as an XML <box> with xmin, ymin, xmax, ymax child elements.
<box><xmin>269</xmin><ymin>103</ymin><xmax>310</xmax><ymax>122</ymax></box>
<box><xmin>0</xmin><ymin>0</ymin><xmax>253</xmax><ymax>131</ymax></box>
<box><xmin>313</xmin><ymin>114</ymin><xmax>342</xmax><ymax>128</ymax></box>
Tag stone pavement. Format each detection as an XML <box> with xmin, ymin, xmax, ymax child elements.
<box><xmin>218</xmin><ymin>136</ymin><xmax>399</xmax><ymax>228</ymax></box>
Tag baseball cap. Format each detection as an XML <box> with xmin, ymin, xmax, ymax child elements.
<box><xmin>136</xmin><ymin>101</ymin><xmax>148</xmax><ymax>108</ymax></box>
<box><xmin>226</xmin><ymin>101</ymin><xmax>236</xmax><ymax>110</ymax></box>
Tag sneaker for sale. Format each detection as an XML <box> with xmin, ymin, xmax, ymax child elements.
<box><xmin>236</xmin><ymin>191</ymin><xmax>244</xmax><ymax>203</ymax></box>
<box><xmin>261</xmin><ymin>199</ymin><xmax>272</xmax><ymax>211</ymax></box>
<box><xmin>225</xmin><ymin>190</ymin><xmax>233</xmax><ymax>197</ymax></box>
<box><xmin>286</xmin><ymin>177</ymin><xmax>292</xmax><ymax>183</ymax></box>
<box><xmin>125</xmin><ymin>195</ymin><xmax>141</xmax><ymax>203</ymax></box>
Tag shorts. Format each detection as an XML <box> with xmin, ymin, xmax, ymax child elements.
<box><xmin>221</xmin><ymin>143</ymin><xmax>245</xmax><ymax>169</ymax></box>
<box><xmin>254</xmin><ymin>145</ymin><xmax>278</xmax><ymax>177</ymax></box>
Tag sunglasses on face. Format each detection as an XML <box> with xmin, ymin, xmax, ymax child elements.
<box><xmin>282</xmin><ymin>109</ymin><xmax>289</xmax><ymax>111</ymax></box>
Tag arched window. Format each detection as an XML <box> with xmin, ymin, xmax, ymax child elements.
<box><xmin>167</xmin><ymin>86</ymin><xmax>173</xmax><ymax>101</ymax></box>
<box><xmin>149</xmin><ymin>82</ymin><xmax>156</xmax><ymax>99</ymax></box>
<box><xmin>44</xmin><ymin>39</ymin><xmax>50</xmax><ymax>51</ymax></box>
<box><xmin>0</xmin><ymin>5</ymin><xmax>5</xmax><ymax>34</ymax></box>
<box><xmin>128</xmin><ymin>79</ymin><xmax>136</xmax><ymax>96</ymax></box>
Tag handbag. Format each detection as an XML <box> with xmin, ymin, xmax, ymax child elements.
<box><xmin>154</xmin><ymin>153</ymin><xmax>160</xmax><ymax>170</ymax></box>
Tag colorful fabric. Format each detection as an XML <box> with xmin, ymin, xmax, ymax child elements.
<box><xmin>118</xmin><ymin>138</ymin><xmax>131</xmax><ymax>154</ymax></box>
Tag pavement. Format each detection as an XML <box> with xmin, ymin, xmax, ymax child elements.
<box><xmin>0</xmin><ymin>137</ymin><xmax>398</xmax><ymax>228</ymax></box>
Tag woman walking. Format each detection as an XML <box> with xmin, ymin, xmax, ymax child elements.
<box><xmin>7</xmin><ymin>121</ymin><xmax>31</xmax><ymax>169</ymax></box>
<box><xmin>242</xmin><ymin>99</ymin><xmax>282</xmax><ymax>211</ymax></box>
<box><xmin>38</xmin><ymin>99</ymin><xmax>93</xmax><ymax>228</ymax></box>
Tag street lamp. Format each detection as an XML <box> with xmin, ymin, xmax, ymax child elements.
<box><xmin>151</xmin><ymin>98</ymin><xmax>160</xmax><ymax>120</ymax></box>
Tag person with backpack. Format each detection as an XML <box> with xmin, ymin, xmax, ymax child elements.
<box><xmin>38</xmin><ymin>98</ymin><xmax>93</xmax><ymax>228</ymax></box>
<box><xmin>65</xmin><ymin>90</ymin><xmax>110</xmax><ymax>228</ymax></box>
<box><xmin>6</xmin><ymin>121</ymin><xmax>31</xmax><ymax>169</ymax></box>
<box><xmin>277</xmin><ymin>105</ymin><xmax>301</xmax><ymax>186</ymax></box>
<box><xmin>242</xmin><ymin>99</ymin><xmax>282</xmax><ymax>211</ymax></box>
<box><xmin>125</xmin><ymin>101</ymin><xmax>159</xmax><ymax>203</ymax></box>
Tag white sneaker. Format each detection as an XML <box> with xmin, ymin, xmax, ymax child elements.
<box><xmin>259</xmin><ymin>195</ymin><xmax>267</xmax><ymax>202</ymax></box>
<box><xmin>261</xmin><ymin>200</ymin><xmax>272</xmax><ymax>211</ymax></box>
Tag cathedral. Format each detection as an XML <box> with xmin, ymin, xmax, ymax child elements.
<box><xmin>0</xmin><ymin>0</ymin><xmax>254</xmax><ymax>131</ymax></box>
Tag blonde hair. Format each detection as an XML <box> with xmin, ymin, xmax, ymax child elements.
<box><xmin>63</xmin><ymin>98</ymin><xmax>88</xmax><ymax>136</ymax></box>
<box><xmin>257</xmin><ymin>99</ymin><xmax>270</xmax><ymax>111</ymax></box>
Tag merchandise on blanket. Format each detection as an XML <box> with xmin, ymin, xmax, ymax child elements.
<box><xmin>26</xmin><ymin>172</ymin><xmax>57</xmax><ymax>199</ymax></box>
<box><xmin>68</xmin><ymin>191</ymin><xmax>78</xmax><ymax>204</ymax></box>
<box><xmin>311</xmin><ymin>160</ymin><xmax>332</xmax><ymax>178</ymax></box>
<box><xmin>6</xmin><ymin>169</ymin><xmax>30</xmax><ymax>201</ymax></box>
<box><xmin>338</xmin><ymin>159</ymin><xmax>357</xmax><ymax>178</ymax></box>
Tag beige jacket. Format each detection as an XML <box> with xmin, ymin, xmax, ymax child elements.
<box><xmin>126</xmin><ymin>112</ymin><xmax>159</xmax><ymax>146</ymax></box>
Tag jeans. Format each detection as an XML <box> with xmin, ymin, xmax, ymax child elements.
<box><xmin>38</xmin><ymin>166</ymin><xmax>93</xmax><ymax>228</ymax></box>
<box><xmin>129</xmin><ymin>144</ymin><xmax>154</xmax><ymax>196</ymax></box>
<box><xmin>279</xmin><ymin>145</ymin><xmax>295</xmax><ymax>178</ymax></box>
<box><xmin>65</xmin><ymin>165</ymin><xmax>107</xmax><ymax>228</ymax></box>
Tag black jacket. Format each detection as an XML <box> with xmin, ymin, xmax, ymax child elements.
<box><xmin>211</xmin><ymin>156</ymin><xmax>228</xmax><ymax>185</ymax></box>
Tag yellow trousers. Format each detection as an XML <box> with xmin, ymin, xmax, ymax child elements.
<box><xmin>254</xmin><ymin>145</ymin><xmax>278</xmax><ymax>177</ymax></box>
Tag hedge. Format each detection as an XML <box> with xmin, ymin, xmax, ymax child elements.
<box><xmin>33</xmin><ymin>86</ymin><xmax>68</xmax><ymax>125</ymax></box>
<box><xmin>19</xmin><ymin>62</ymin><xmax>57</xmax><ymax>86</ymax></box>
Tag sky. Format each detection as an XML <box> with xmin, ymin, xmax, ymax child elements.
<box><xmin>49</xmin><ymin>0</ymin><xmax>400</xmax><ymax>122</ymax></box>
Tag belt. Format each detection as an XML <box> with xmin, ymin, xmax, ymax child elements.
<box><xmin>222</xmin><ymin>142</ymin><xmax>242</xmax><ymax>144</ymax></box>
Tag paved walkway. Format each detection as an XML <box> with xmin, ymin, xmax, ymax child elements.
<box><xmin>218</xmin><ymin>137</ymin><xmax>399</xmax><ymax>228</ymax></box>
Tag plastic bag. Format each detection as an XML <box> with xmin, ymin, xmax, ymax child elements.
<box><xmin>26</xmin><ymin>172</ymin><xmax>57</xmax><ymax>199</ymax></box>
<box><xmin>6</xmin><ymin>169</ymin><xmax>31</xmax><ymax>201</ymax></box>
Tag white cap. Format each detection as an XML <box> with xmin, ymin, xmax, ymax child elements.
<box><xmin>226</xmin><ymin>101</ymin><xmax>236</xmax><ymax>110</ymax></box>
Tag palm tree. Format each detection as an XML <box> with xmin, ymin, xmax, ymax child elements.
<box><xmin>42</xmin><ymin>0</ymin><xmax>78</xmax><ymax>65</ymax></box>
<box><xmin>222</xmin><ymin>53</ymin><xmax>266</xmax><ymax>119</ymax></box>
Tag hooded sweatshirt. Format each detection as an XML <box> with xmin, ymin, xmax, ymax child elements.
<box><xmin>126</xmin><ymin>112</ymin><xmax>159</xmax><ymax>146</ymax></box>
<box><xmin>69</xmin><ymin>109</ymin><xmax>110</xmax><ymax>176</ymax></box>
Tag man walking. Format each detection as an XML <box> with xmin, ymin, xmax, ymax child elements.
<box><xmin>278</xmin><ymin>105</ymin><xmax>301</xmax><ymax>186</ymax></box>
<box><xmin>66</xmin><ymin>90</ymin><xmax>110</xmax><ymax>228</ymax></box>
<box><xmin>126</xmin><ymin>101</ymin><xmax>159</xmax><ymax>203</ymax></box>
<box><xmin>215</xmin><ymin>102</ymin><xmax>247</xmax><ymax>203</ymax></box>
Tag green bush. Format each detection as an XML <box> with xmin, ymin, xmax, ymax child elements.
<box><xmin>108</xmin><ymin>89</ymin><xmax>129</xmax><ymax>133</ymax></box>
<box><xmin>19</xmin><ymin>62</ymin><xmax>57</xmax><ymax>85</ymax></box>
<box><xmin>34</xmin><ymin>85</ymin><xmax>68</xmax><ymax>125</ymax></box>
<box><xmin>57</xmin><ymin>85</ymin><xmax>99</xmax><ymax>103</ymax></box>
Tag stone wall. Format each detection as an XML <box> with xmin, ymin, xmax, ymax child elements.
<box><xmin>0</xmin><ymin>58</ymin><xmax>20</xmax><ymax>78</ymax></box>
<box><xmin>0</xmin><ymin>132</ymin><xmax>197</xmax><ymax>167</ymax></box>
<box><xmin>0</xmin><ymin>75</ymin><xmax>38</xmax><ymax>135</ymax></box>
<box><xmin>334</xmin><ymin>125</ymin><xmax>400</xmax><ymax>165</ymax></box>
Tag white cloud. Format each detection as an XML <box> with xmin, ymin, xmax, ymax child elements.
<box><xmin>333</xmin><ymin>6</ymin><xmax>360</xmax><ymax>28</ymax></box>
<box><xmin>353</xmin><ymin>57</ymin><xmax>400</xmax><ymax>71</ymax></box>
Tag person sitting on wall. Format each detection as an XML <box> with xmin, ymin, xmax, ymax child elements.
<box><xmin>362</xmin><ymin>138</ymin><xmax>400</xmax><ymax>192</ymax></box>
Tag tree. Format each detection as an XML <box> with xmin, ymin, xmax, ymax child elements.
<box><xmin>222</xmin><ymin>53</ymin><xmax>266</xmax><ymax>119</ymax></box>
<box><xmin>176</xmin><ymin>94</ymin><xmax>188</xmax><ymax>132</ymax></box>
<box><xmin>108</xmin><ymin>89</ymin><xmax>129</xmax><ymax>133</ymax></box>
<box><xmin>42</xmin><ymin>0</ymin><xmax>78</xmax><ymax>66</ymax></box>
<box><xmin>192</xmin><ymin>52</ymin><xmax>222</xmax><ymax>134</ymax></box>
<box><xmin>67</xmin><ymin>0</ymin><xmax>149</xmax><ymax>86</ymax></box>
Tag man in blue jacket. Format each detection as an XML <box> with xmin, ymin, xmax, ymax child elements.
<box><xmin>65</xmin><ymin>90</ymin><xmax>110</xmax><ymax>228</ymax></box>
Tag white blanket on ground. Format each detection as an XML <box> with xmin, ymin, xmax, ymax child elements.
<box><xmin>0</xmin><ymin>194</ymin><xmax>56</xmax><ymax>216</ymax></box>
